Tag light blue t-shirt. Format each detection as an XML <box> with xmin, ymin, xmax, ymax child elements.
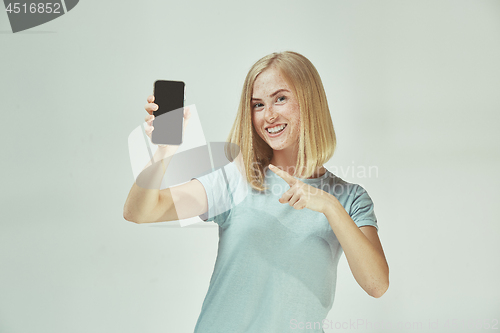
<box><xmin>191</xmin><ymin>161</ymin><xmax>378</xmax><ymax>333</ymax></box>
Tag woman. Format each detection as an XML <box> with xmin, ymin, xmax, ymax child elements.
<box><xmin>123</xmin><ymin>51</ymin><xmax>389</xmax><ymax>333</ymax></box>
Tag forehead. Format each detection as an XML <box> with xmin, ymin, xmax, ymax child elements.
<box><xmin>252</xmin><ymin>67</ymin><xmax>292</xmax><ymax>94</ymax></box>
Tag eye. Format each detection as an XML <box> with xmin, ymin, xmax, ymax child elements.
<box><xmin>253</xmin><ymin>102</ymin><xmax>264</xmax><ymax>109</ymax></box>
<box><xmin>277</xmin><ymin>96</ymin><xmax>286</xmax><ymax>103</ymax></box>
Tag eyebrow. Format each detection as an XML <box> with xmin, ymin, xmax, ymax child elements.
<box><xmin>251</xmin><ymin>89</ymin><xmax>290</xmax><ymax>101</ymax></box>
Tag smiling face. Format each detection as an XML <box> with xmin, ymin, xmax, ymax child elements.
<box><xmin>251</xmin><ymin>66</ymin><xmax>301</xmax><ymax>158</ymax></box>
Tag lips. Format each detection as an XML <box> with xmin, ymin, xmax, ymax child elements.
<box><xmin>266</xmin><ymin>123</ymin><xmax>286</xmax><ymax>130</ymax></box>
<box><xmin>266</xmin><ymin>123</ymin><xmax>287</xmax><ymax>133</ymax></box>
<box><xmin>266</xmin><ymin>124</ymin><xmax>287</xmax><ymax>137</ymax></box>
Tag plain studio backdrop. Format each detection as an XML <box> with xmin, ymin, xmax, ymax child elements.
<box><xmin>1</xmin><ymin>0</ymin><xmax>499</xmax><ymax>332</ymax></box>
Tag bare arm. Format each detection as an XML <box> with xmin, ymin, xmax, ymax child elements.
<box><xmin>123</xmin><ymin>146</ymin><xmax>177</xmax><ymax>223</ymax></box>
<box><xmin>123</xmin><ymin>95</ymin><xmax>207</xmax><ymax>223</ymax></box>
<box><xmin>324</xmin><ymin>199</ymin><xmax>389</xmax><ymax>298</ymax></box>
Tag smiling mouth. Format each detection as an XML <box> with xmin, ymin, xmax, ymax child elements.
<box><xmin>266</xmin><ymin>124</ymin><xmax>287</xmax><ymax>134</ymax></box>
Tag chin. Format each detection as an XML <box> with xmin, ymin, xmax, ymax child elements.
<box><xmin>268</xmin><ymin>144</ymin><xmax>291</xmax><ymax>151</ymax></box>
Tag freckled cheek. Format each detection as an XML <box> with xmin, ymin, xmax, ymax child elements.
<box><xmin>251</xmin><ymin>117</ymin><xmax>259</xmax><ymax>131</ymax></box>
<box><xmin>288</xmin><ymin>119</ymin><xmax>300</xmax><ymax>141</ymax></box>
<box><xmin>252</xmin><ymin>119</ymin><xmax>265</xmax><ymax>139</ymax></box>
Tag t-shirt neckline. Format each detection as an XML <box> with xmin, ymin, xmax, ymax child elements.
<box><xmin>266</xmin><ymin>167</ymin><xmax>332</xmax><ymax>184</ymax></box>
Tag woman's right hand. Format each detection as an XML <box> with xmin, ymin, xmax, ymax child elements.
<box><xmin>144</xmin><ymin>94</ymin><xmax>191</xmax><ymax>147</ymax></box>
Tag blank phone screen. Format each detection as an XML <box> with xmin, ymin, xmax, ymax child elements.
<box><xmin>152</xmin><ymin>80</ymin><xmax>185</xmax><ymax>145</ymax></box>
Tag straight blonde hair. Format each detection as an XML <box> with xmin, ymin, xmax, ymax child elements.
<box><xmin>225</xmin><ymin>51</ymin><xmax>337</xmax><ymax>192</ymax></box>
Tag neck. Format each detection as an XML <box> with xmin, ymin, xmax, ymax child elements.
<box><xmin>269</xmin><ymin>147</ymin><xmax>326</xmax><ymax>179</ymax></box>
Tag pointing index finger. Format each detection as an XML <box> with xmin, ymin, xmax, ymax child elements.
<box><xmin>269</xmin><ymin>164</ymin><xmax>297</xmax><ymax>186</ymax></box>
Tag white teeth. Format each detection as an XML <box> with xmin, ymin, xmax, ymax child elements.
<box><xmin>267</xmin><ymin>124</ymin><xmax>286</xmax><ymax>133</ymax></box>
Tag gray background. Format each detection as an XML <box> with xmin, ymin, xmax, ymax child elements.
<box><xmin>1</xmin><ymin>0</ymin><xmax>499</xmax><ymax>332</ymax></box>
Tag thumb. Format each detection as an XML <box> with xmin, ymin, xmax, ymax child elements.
<box><xmin>183</xmin><ymin>106</ymin><xmax>191</xmax><ymax>127</ymax></box>
<box><xmin>184</xmin><ymin>106</ymin><xmax>191</xmax><ymax>120</ymax></box>
<box><xmin>181</xmin><ymin>106</ymin><xmax>191</xmax><ymax>141</ymax></box>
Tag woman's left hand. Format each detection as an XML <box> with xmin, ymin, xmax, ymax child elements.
<box><xmin>269</xmin><ymin>164</ymin><xmax>335</xmax><ymax>214</ymax></box>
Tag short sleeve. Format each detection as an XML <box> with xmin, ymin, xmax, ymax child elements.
<box><xmin>348</xmin><ymin>185</ymin><xmax>379</xmax><ymax>231</ymax></box>
<box><xmin>191</xmin><ymin>162</ymin><xmax>249</xmax><ymax>227</ymax></box>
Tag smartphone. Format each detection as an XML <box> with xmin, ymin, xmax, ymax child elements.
<box><xmin>152</xmin><ymin>80</ymin><xmax>185</xmax><ymax>145</ymax></box>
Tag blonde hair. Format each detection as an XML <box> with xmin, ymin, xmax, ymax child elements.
<box><xmin>225</xmin><ymin>51</ymin><xmax>337</xmax><ymax>192</ymax></box>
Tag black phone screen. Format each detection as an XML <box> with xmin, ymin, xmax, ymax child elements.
<box><xmin>152</xmin><ymin>80</ymin><xmax>185</xmax><ymax>145</ymax></box>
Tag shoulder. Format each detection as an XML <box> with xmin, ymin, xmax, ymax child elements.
<box><xmin>325</xmin><ymin>173</ymin><xmax>374</xmax><ymax>209</ymax></box>
<box><xmin>323</xmin><ymin>171</ymin><xmax>362</xmax><ymax>198</ymax></box>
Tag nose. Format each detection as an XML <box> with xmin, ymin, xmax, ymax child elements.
<box><xmin>264</xmin><ymin>104</ymin><xmax>278</xmax><ymax>123</ymax></box>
